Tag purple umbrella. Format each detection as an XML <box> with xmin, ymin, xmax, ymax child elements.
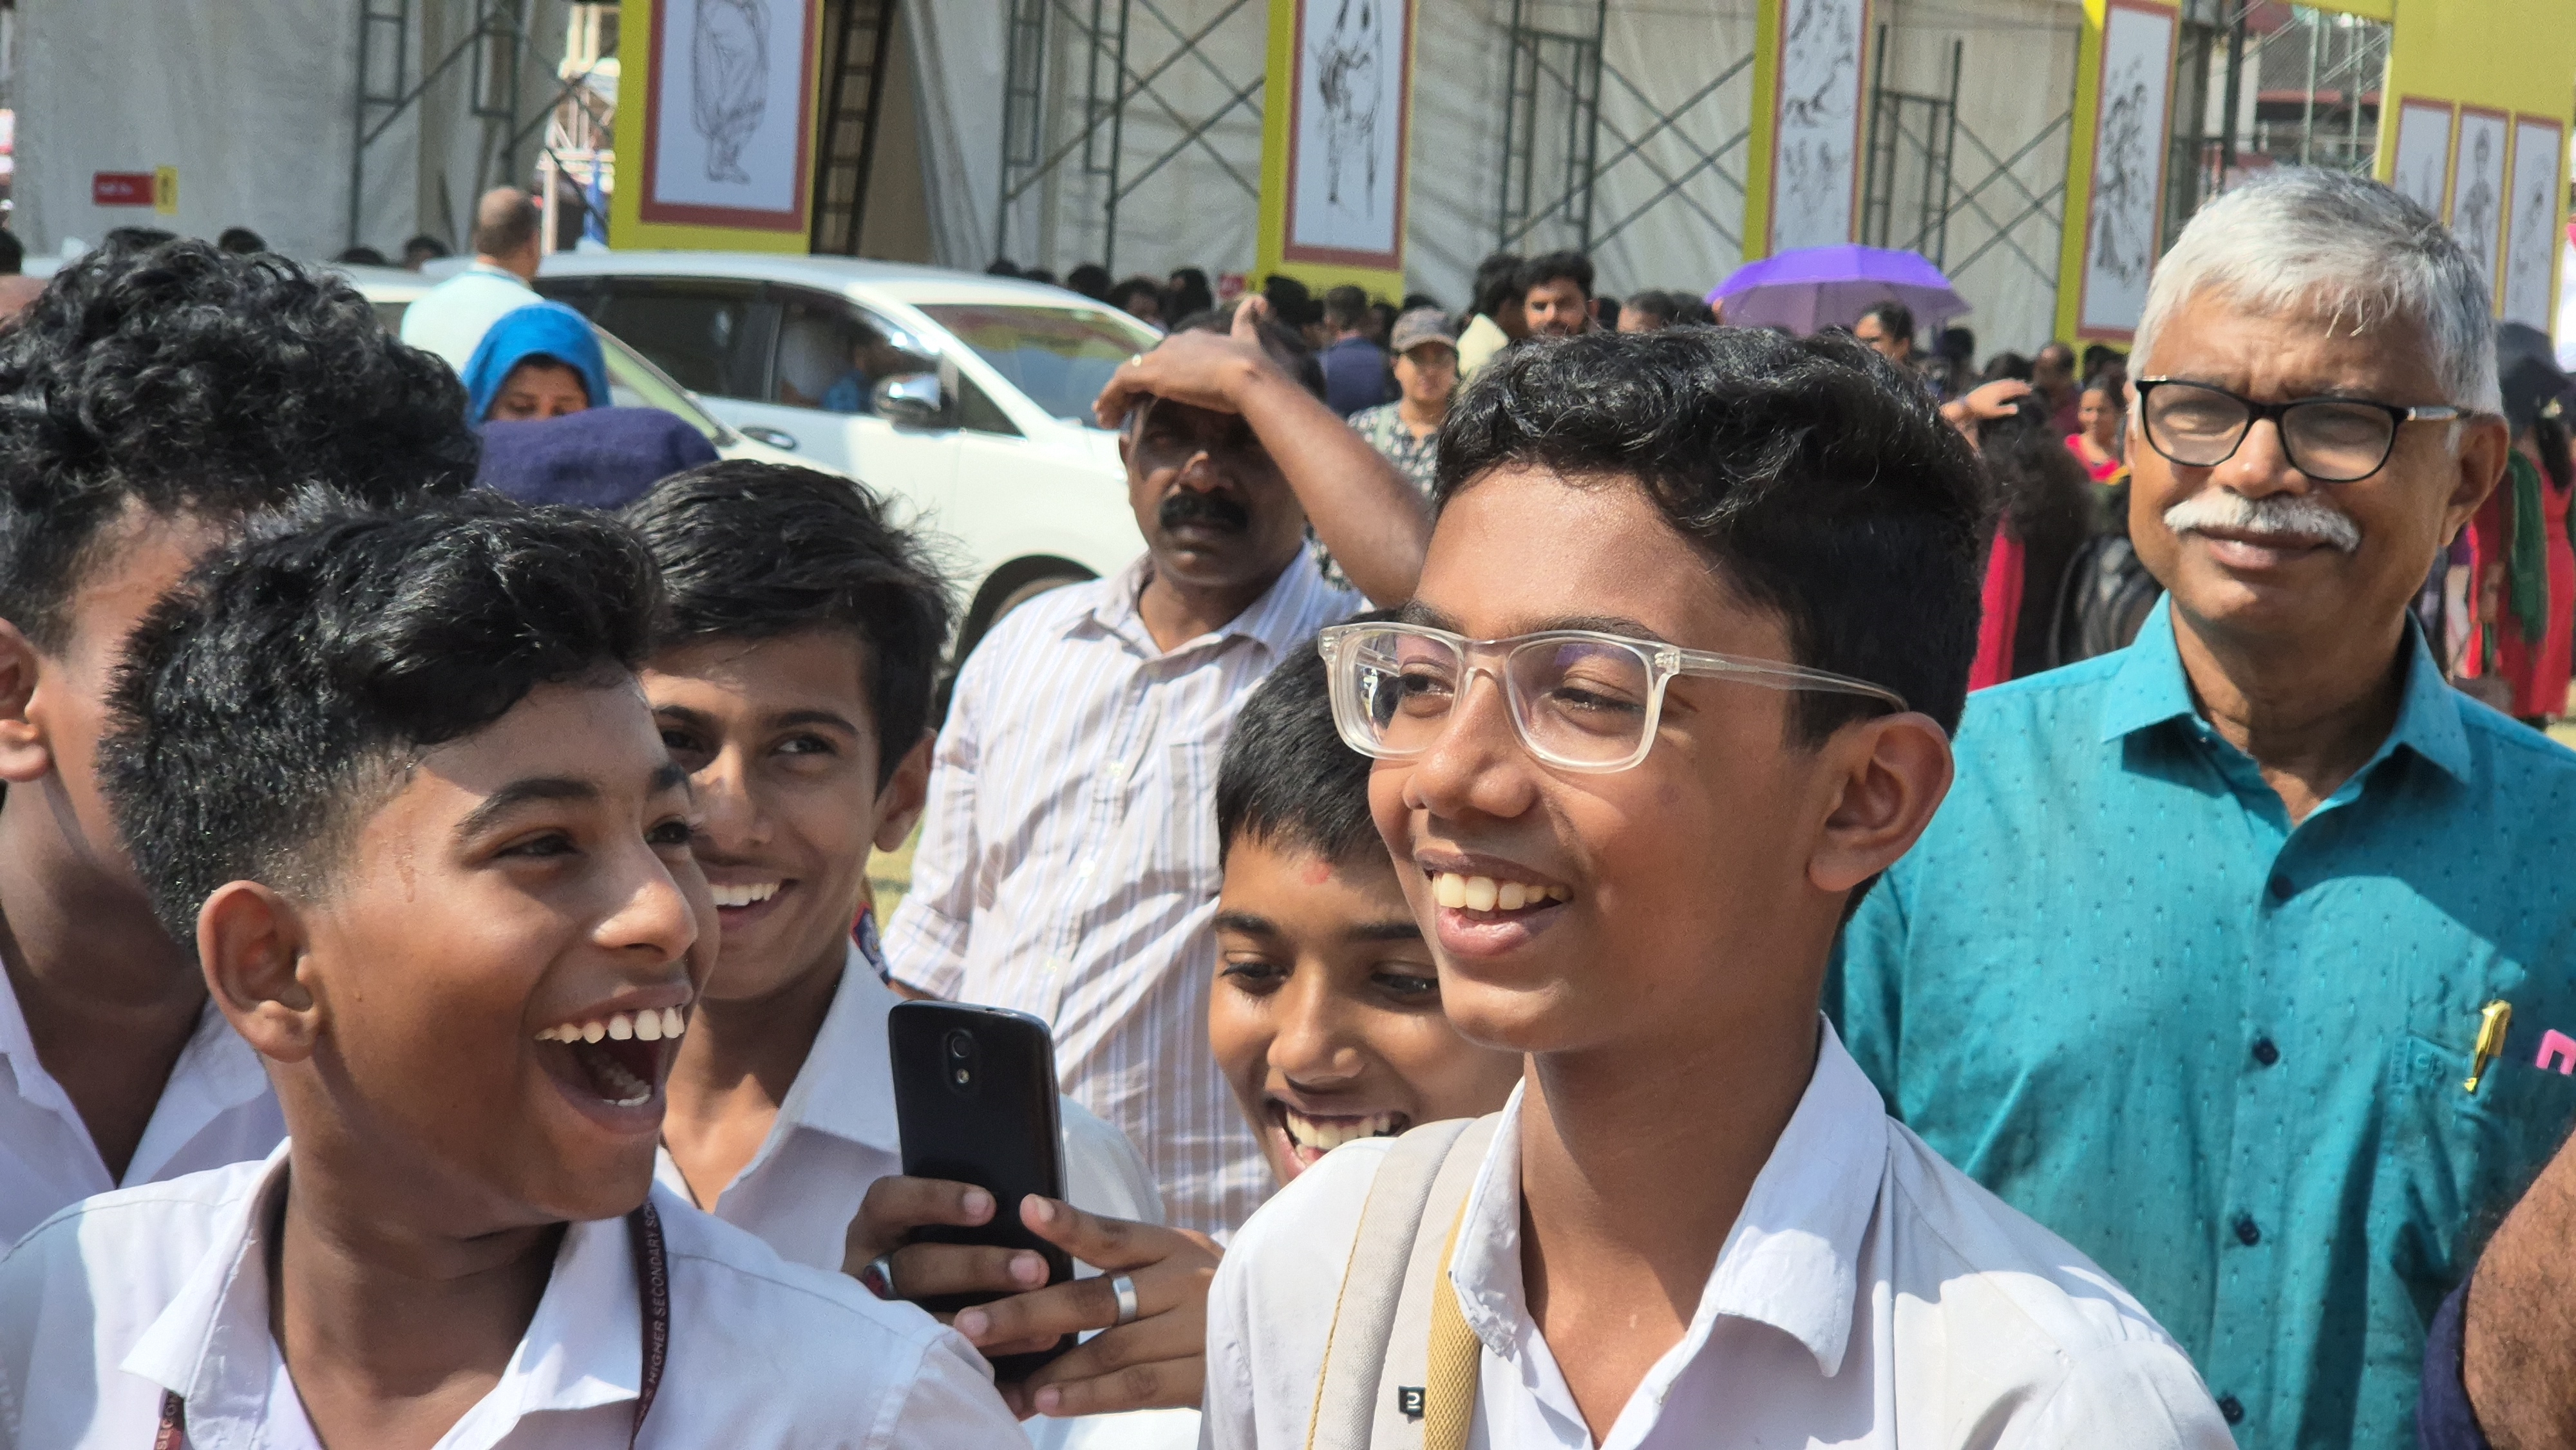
<box><xmin>1707</xmin><ymin>245</ymin><xmax>1970</xmax><ymax>334</ymax></box>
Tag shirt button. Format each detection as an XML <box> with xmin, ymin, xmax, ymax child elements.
<box><xmin>2219</xmin><ymin>1395</ymin><xmax>2245</xmax><ymax>1424</ymax></box>
<box><xmin>2252</xmin><ymin>1037</ymin><xmax>2280</xmax><ymax>1066</ymax></box>
<box><xmin>2266</xmin><ymin>873</ymin><xmax>2293</xmax><ymax>901</ymax></box>
<box><xmin>2233</xmin><ymin>1214</ymin><xmax>2262</xmax><ymax>1247</ymax></box>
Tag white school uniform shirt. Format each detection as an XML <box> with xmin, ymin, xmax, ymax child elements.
<box><xmin>884</xmin><ymin>547</ymin><xmax>1362</xmax><ymax>1238</ymax></box>
<box><xmin>1203</xmin><ymin>1021</ymin><xmax>2236</xmax><ymax>1450</ymax></box>
<box><xmin>650</xmin><ymin>945</ymin><xmax>1164</xmax><ymax>1265</ymax></box>
<box><xmin>0</xmin><ymin>1144</ymin><xmax>1028</xmax><ymax>1449</ymax></box>
<box><xmin>650</xmin><ymin>946</ymin><xmax>1198</xmax><ymax>1450</ymax></box>
<box><xmin>0</xmin><ymin>969</ymin><xmax>283</xmax><ymax>1246</ymax></box>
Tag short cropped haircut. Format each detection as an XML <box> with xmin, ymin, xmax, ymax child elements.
<box><xmin>1515</xmin><ymin>250</ymin><xmax>1595</xmax><ymax>299</ymax></box>
<box><xmin>1859</xmin><ymin>299</ymin><xmax>1915</xmax><ymax>343</ymax></box>
<box><xmin>100</xmin><ymin>494</ymin><xmax>660</xmax><ymax>942</ymax></box>
<box><xmin>1470</xmin><ymin>253</ymin><xmax>1524</xmax><ymax>319</ymax></box>
<box><xmin>2134</xmin><ymin>167</ymin><xmax>2499</xmax><ymax>413</ymax></box>
<box><xmin>1216</xmin><ymin>625</ymin><xmax>1383</xmax><ymax>869</ymax></box>
<box><xmin>1323</xmin><ymin>285</ymin><xmax>1370</xmax><ymax>330</ymax></box>
<box><xmin>0</xmin><ymin>241</ymin><xmax>475</xmax><ymax>650</ymax></box>
<box><xmin>622</xmin><ymin>462</ymin><xmax>955</xmax><ymax>787</ymax></box>
<box><xmin>1439</xmin><ymin>327</ymin><xmax>1984</xmax><ymax>739</ymax></box>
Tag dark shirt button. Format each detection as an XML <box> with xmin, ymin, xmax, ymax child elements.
<box><xmin>2252</xmin><ymin>1037</ymin><xmax>2280</xmax><ymax>1066</ymax></box>
<box><xmin>2266</xmin><ymin>873</ymin><xmax>2293</xmax><ymax>901</ymax></box>
<box><xmin>2219</xmin><ymin>1395</ymin><xmax>2245</xmax><ymax>1424</ymax></box>
<box><xmin>2234</xmin><ymin>1214</ymin><xmax>2262</xmax><ymax>1247</ymax></box>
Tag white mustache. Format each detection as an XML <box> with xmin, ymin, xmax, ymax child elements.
<box><xmin>2163</xmin><ymin>489</ymin><xmax>2362</xmax><ymax>554</ymax></box>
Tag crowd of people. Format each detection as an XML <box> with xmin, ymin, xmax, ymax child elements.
<box><xmin>0</xmin><ymin>164</ymin><xmax>2566</xmax><ymax>1450</ymax></box>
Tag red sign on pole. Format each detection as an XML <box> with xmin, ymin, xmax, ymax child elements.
<box><xmin>93</xmin><ymin>172</ymin><xmax>155</xmax><ymax>207</ymax></box>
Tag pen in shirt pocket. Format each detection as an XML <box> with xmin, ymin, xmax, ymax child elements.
<box><xmin>2467</xmin><ymin>1000</ymin><xmax>2512</xmax><ymax>1094</ymax></box>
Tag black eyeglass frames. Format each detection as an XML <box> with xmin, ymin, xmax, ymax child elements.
<box><xmin>2133</xmin><ymin>377</ymin><xmax>2464</xmax><ymax>484</ymax></box>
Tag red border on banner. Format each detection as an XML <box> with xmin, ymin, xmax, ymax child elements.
<box><xmin>1280</xmin><ymin>0</ymin><xmax>1414</xmax><ymax>272</ymax></box>
<box><xmin>2073</xmin><ymin>0</ymin><xmax>2177</xmax><ymax>343</ymax></box>
<box><xmin>1764</xmin><ymin>0</ymin><xmax>1875</xmax><ymax>256</ymax></box>
<box><xmin>639</xmin><ymin>0</ymin><xmax>818</xmax><ymax>232</ymax></box>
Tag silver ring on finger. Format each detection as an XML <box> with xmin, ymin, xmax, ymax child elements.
<box><xmin>1109</xmin><ymin>1272</ymin><xmax>1141</xmax><ymax>1326</ymax></box>
<box><xmin>859</xmin><ymin>1254</ymin><xmax>898</xmax><ymax>1300</ymax></box>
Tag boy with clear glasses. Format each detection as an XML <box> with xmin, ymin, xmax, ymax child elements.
<box><xmin>1202</xmin><ymin>328</ymin><xmax>2232</xmax><ymax>1448</ymax></box>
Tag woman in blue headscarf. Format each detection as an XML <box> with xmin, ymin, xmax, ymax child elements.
<box><xmin>459</xmin><ymin>301</ymin><xmax>614</xmax><ymax>424</ymax></box>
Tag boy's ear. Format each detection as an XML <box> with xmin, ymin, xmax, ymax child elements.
<box><xmin>198</xmin><ymin>881</ymin><xmax>324</xmax><ymax>1064</ymax></box>
<box><xmin>0</xmin><ymin>620</ymin><xmax>55</xmax><ymax>786</ymax></box>
<box><xmin>870</xmin><ymin>730</ymin><xmax>936</xmax><ymax>854</ymax></box>
<box><xmin>1806</xmin><ymin>713</ymin><xmax>1953</xmax><ymax>896</ymax></box>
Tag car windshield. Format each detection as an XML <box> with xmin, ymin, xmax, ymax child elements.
<box><xmin>916</xmin><ymin>304</ymin><xmax>1159</xmax><ymax>428</ymax></box>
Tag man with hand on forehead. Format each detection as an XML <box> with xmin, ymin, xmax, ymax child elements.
<box><xmin>1832</xmin><ymin>167</ymin><xmax>2576</xmax><ymax>1447</ymax></box>
<box><xmin>883</xmin><ymin>296</ymin><xmax>1428</xmax><ymax>1238</ymax></box>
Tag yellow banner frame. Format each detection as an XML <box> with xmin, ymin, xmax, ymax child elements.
<box><xmin>611</xmin><ymin>0</ymin><xmax>824</xmax><ymax>253</ymax></box>
<box><xmin>1254</xmin><ymin>0</ymin><xmax>1415</xmax><ymax>300</ymax></box>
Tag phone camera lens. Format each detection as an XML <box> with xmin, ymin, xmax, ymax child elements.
<box><xmin>952</xmin><ymin>1067</ymin><xmax>971</xmax><ymax>1086</ymax></box>
<box><xmin>945</xmin><ymin>1030</ymin><xmax>974</xmax><ymax>1060</ymax></box>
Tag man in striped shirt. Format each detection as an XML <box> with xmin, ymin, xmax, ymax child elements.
<box><xmin>884</xmin><ymin>299</ymin><xmax>1430</xmax><ymax>1236</ymax></box>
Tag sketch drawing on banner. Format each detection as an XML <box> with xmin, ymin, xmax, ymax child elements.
<box><xmin>647</xmin><ymin>0</ymin><xmax>810</xmax><ymax>223</ymax></box>
<box><xmin>2450</xmin><ymin>109</ymin><xmax>2510</xmax><ymax>293</ymax></box>
<box><xmin>692</xmin><ymin>0</ymin><xmax>769</xmax><ymax>182</ymax></box>
<box><xmin>2502</xmin><ymin>118</ymin><xmax>2564</xmax><ymax>329</ymax></box>
<box><xmin>2390</xmin><ymin>100</ymin><xmax>2454</xmax><ymax>218</ymax></box>
<box><xmin>1311</xmin><ymin>0</ymin><xmax>1383</xmax><ymax>213</ymax></box>
<box><xmin>1288</xmin><ymin>0</ymin><xmax>1410</xmax><ymax>262</ymax></box>
<box><xmin>2078</xmin><ymin>3</ymin><xmax>2174</xmax><ymax>337</ymax></box>
<box><xmin>1770</xmin><ymin>0</ymin><xmax>1866</xmax><ymax>252</ymax></box>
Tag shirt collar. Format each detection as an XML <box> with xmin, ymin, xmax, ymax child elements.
<box><xmin>466</xmin><ymin>259</ymin><xmax>531</xmax><ymax>286</ymax></box>
<box><xmin>1448</xmin><ymin>1019</ymin><xmax>1889</xmax><ymax>1381</ymax></box>
<box><xmin>2095</xmin><ymin>594</ymin><xmax>2473</xmax><ymax>785</ymax></box>
<box><xmin>771</xmin><ymin>946</ymin><xmax>902</xmax><ymax>1153</ymax></box>
<box><xmin>0</xmin><ymin>958</ymin><xmax>272</xmax><ymax>1151</ymax></box>
<box><xmin>125</xmin><ymin>1144</ymin><xmax>648</xmax><ymax>1431</ymax></box>
<box><xmin>1078</xmin><ymin>544</ymin><xmax>1338</xmax><ymax>663</ymax></box>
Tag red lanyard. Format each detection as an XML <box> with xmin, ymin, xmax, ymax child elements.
<box><xmin>154</xmin><ymin>1202</ymin><xmax>670</xmax><ymax>1449</ymax></box>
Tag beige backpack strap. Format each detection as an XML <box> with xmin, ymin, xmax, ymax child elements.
<box><xmin>1304</xmin><ymin>1114</ymin><xmax>1501</xmax><ymax>1450</ymax></box>
<box><xmin>1361</xmin><ymin>1113</ymin><xmax>1499</xmax><ymax>1449</ymax></box>
<box><xmin>1418</xmin><ymin>1206</ymin><xmax>1482</xmax><ymax>1450</ymax></box>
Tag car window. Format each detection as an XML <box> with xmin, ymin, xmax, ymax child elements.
<box><xmin>594</xmin><ymin>329</ymin><xmax>737</xmax><ymax>446</ymax></box>
<box><xmin>590</xmin><ymin>279</ymin><xmax>772</xmax><ymax>399</ymax></box>
<box><xmin>956</xmin><ymin>374</ymin><xmax>1021</xmax><ymax>438</ymax></box>
<box><xmin>770</xmin><ymin>292</ymin><xmax>941</xmax><ymax>416</ymax></box>
<box><xmin>914</xmin><ymin>305</ymin><xmax>1157</xmax><ymax>428</ymax></box>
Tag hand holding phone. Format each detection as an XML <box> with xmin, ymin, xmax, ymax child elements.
<box><xmin>886</xmin><ymin>1001</ymin><xmax>1074</xmax><ymax>1379</ymax></box>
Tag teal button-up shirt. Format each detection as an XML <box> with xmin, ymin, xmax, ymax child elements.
<box><xmin>1830</xmin><ymin>597</ymin><xmax>2576</xmax><ymax>1449</ymax></box>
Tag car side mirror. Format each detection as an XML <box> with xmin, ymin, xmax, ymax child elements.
<box><xmin>874</xmin><ymin>372</ymin><xmax>946</xmax><ymax>427</ymax></box>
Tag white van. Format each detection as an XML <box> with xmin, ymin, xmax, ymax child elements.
<box><xmin>527</xmin><ymin>252</ymin><xmax>1159</xmax><ymax>646</ymax></box>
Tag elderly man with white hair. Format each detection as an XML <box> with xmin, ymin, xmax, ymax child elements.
<box><xmin>1831</xmin><ymin>167</ymin><xmax>2576</xmax><ymax>1449</ymax></box>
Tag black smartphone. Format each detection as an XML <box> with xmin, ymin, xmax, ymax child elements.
<box><xmin>887</xmin><ymin>999</ymin><xmax>1074</xmax><ymax>1379</ymax></box>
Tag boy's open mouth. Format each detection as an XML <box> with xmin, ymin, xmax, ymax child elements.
<box><xmin>535</xmin><ymin>1008</ymin><xmax>689</xmax><ymax>1108</ymax></box>
<box><xmin>1268</xmin><ymin>1100</ymin><xmax>1409</xmax><ymax>1171</ymax></box>
<box><xmin>1428</xmin><ymin>871</ymin><xmax>1572</xmax><ymax>918</ymax></box>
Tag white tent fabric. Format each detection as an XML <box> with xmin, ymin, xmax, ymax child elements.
<box><xmin>13</xmin><ymin>0</ymin><xmax>573</xmax><ymax>265</ymax></box>
<box><xmin>904</xmin><ymin>0</ymin><xmax>2078</xmax><ymax>352</ymax></box>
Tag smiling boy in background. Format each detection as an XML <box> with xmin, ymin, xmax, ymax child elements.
<box><xmin>1209</xmin><ymin>632</ymin><xmax>1522</xmax><ymax>1185</ymax></box>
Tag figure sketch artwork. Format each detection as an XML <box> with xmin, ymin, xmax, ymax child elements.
<box><xmin>646</xmin><ymin>0</ymin><xmax>811</xmax><ymax>225</ymax></box>
<box><xmin>2077</xmin><ymin>1</ymin><xmax>2174</xmax><ymax>338</ymax></box>
<box><xmin>1768</xmin><ymin>0</ymin><xmax>1868</xmax><ymax>253</ymax></box>
<box><xmin>2391</xmin><ymin>100</ymin><xmax>2455</xmax><ymax>220</ymax></box>
<box><xmin>2449</xmin><ymin>109</ymin><xmax>2510</xmax><ymax>296</ymax></box>
<box><xmin>2501</xmin><ymin>118</ymin><xmax>2564</xmax><ymax>330</ymax></box>
<box><xmin>1287</xmin><ymin>0</ymin><xmax>1412</xmax><ymax>265</ymax></box>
